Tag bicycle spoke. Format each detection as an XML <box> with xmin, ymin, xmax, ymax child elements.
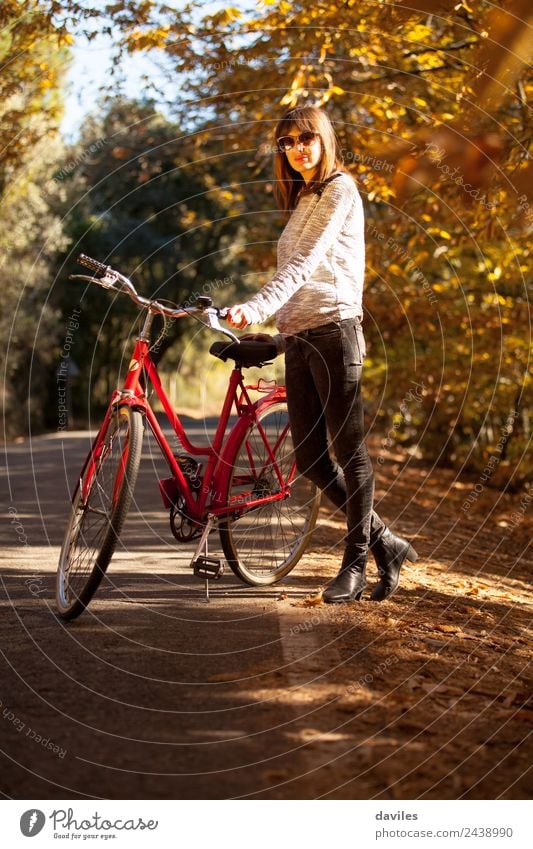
<box><xmin>220</xmin><ymin>402</ymin><xmax>319</xmax><ymax>584</ymax></box>
<box><xmin>56</xmin><ymin>407</ymin><xmax>143</xmax><ymax>618</ymax></box>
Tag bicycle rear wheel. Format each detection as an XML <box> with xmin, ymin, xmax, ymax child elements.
<box><xmin>219</xmin><ymin>401</ymin><xmax>320</xmax><ymax>585</ymax></box>
<box><xmin>56</xmin><ymin>405</ymin><xmax>143</xmax><ymax>619</ymax></box>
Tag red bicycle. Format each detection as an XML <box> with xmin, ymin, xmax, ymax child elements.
<box><xmin>56</xmin><ymin>255</ymin><xmax>320</xmax><ymax>619</ymax></box>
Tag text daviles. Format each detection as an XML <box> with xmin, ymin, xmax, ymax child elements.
<box><xmin>50</xmin><ymin>809</ymin><xmax>158</xmax><ymax>832</ymax></box>
<box><xmin>376</xmin><ymin>811</ymin><xmax>418</xmax><ymax>820</ymax></box>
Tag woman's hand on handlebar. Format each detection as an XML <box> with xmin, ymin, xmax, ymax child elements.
<box><xmin>226</xmin><ymin>304</ymin><xmax>252</xmax><ymax>329</ymax></box>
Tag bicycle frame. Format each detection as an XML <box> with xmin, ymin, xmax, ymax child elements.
<box><xmin>93</xmin><ymin>320</ymin><xmax>290</xmax><ymax>525</ymax></box>
<box><xmin>57</xmin><ymin>254</ymin><xmax>321</xmax><ymax>619</ymax></box>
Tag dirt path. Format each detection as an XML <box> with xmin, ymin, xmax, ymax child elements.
<box><xmin>1</xmin><ymin>429</ymin><xmax>531</xmax><ymax>799</ymax></box>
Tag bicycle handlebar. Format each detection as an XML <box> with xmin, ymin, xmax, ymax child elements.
<box><xmin>69</xmin><ymin>254</ymin><xmax>236</xmax><ymax>340</ymax></box>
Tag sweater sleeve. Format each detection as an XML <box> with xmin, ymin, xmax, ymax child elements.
<box><xmin>243</xmin><ymin>177</ymin><xmax>358</xmax><ymax>324</ymax></box>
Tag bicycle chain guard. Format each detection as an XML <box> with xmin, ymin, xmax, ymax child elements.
<box><xmin>160</xmin><ymin>455</ymin><xmax>204</xmax><ymax>542</ymax></box>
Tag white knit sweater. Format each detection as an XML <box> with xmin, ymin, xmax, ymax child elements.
<box><xmin>244</xmin><ymin>171</ymin><xmax>365</xmax><ymax>335</ymax></box>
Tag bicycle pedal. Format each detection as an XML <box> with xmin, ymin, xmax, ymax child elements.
<box><xmin>193</xmin><ymin>556</ymin><xmax>224</xmax><ymax>580</ymax></box>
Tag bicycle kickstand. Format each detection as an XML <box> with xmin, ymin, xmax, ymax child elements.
<box><xmin>190</xmin><ymin>513</ymin><xmax>224</xmax><ymax>603</ymax></box>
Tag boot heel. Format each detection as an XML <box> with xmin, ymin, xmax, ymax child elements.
<box><xmin>355</xmin><ymin>589</ymin><xmax>365</xmax><ymax>601</ymax></box>
<box><xmin>406</xmin><ymin>544</ymin><xmax>418</xmax><ymax>563</ymax></box>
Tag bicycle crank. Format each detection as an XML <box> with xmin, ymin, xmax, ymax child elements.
<box><xmin>169</xmin><ymin>501</ymin><xmax>203</xmax><ymax>542</ymax></box>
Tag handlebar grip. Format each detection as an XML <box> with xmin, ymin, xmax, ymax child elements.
<box><xmin>77</xmin><ymin>254</ymin><xmax>110</xmax><ymax>276</ymax></box>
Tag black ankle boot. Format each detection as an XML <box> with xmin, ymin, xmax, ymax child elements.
<box><xmin>370</xmin><ymin>528</ymin><xmax>418</xmax><ymax>601</ymax></box>
<box><xmin>322</xmin><ymin>553</ymin><xmax>367</xmax><ymax>604</ymax></box>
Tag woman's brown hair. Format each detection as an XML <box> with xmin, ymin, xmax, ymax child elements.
<box><xmin>273</xmin><ymin>105</ymin><xmax>350</xmax><ymax>214</ymax></box>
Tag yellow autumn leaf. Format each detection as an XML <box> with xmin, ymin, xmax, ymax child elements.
<box><xmin>415</xmin><ymin>51</ymin><xmax>446</xmax><ymax>69</ymax></box>
<box><xmin>223</xmin><ymin>7</ymin><xmax>242</xmax><ymax>23</ymax></box>
<box><xmin>406</xmin><ymin>24</ymin><xmax>433</xmax><ymax>42</ymax></box>
<box><xmin>305</xmin><ymin>593</ymin><xmax>324</xmax><ymax>606</ymax></box>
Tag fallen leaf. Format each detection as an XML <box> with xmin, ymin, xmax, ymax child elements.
<box><xmin>304</xmin><ymin>593</ymin><xmax>324</xmax><ymax>607</ymax></box>
<box><xmin>446</xmin><ymin>630</ymin><xmax>479</xmax><ymax>640</ymax></box>
<box><xmin>263</xmin><ymin>769</ymin><xmax>289</xmax><ymax>781</ymax></box>
<box><xmin>501</xmin><ymin>692</ymin><xmax>532</xmax><ymax>710</ymax></box>
<box><xmin>407</xmin><ymin>675</ymin><xmax>426</xmax><ymax>690</ymax></box>
<box><xmin>421</xmin><ymin>682</ymin><xmax>447</xmax><ymax>694</ymax></box>
<box><xmin>419</xmin><ymin>637</ymin><xmax>450</xmax><ymax>649</ymax></box>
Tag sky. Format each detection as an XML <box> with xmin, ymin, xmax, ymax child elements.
<box><xmin>60</xmin><ymin>36</ymin><xmax>173</xmax><ymax>140</ymax></box>
<box><xmin>60</xmin><ymin>1</ymin><xmax>247</xmax><ymax>140</ymax></box>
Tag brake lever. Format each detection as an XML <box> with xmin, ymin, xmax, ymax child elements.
<box><xmin>205</xmin><ymin>307</ymin><xmax>239</xmax><ymax>343</ymax></box>
<box><xmin>68</xmin><ymin>273</ymin><xmax>118</xmax><ymax>290</ymax></box>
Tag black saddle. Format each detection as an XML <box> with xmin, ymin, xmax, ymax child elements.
<box><xmin>209</xmin><ymin>340</ymin><xmax>278</xmax><ymax>368</ymax></box>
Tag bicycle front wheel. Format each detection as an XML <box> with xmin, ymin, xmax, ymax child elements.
<box><xmin>219</xmin><ymin>401</ymin><xmax>320</xmax><ymax>585</ymax></box>
<box><xmin>56</xmin><ymin>405</ymin><xmax>143</xmax><ymax>619</ymax></box>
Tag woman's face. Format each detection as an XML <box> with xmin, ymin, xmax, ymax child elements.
<box><xmin>283</xmin><ymin>125</ymin><xmax>322</xmax><ymax>182</ymax></box>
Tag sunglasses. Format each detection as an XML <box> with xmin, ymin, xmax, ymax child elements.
<box><xmin>276</xmin><ymin>131</ymin><xmax>320</xmax><ymax>152</ymax></box>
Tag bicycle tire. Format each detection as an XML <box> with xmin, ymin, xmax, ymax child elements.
<box><xmin>56</xmin><ymin>405</ymin><xmax>144</xmax><ymax>619</ymax></box>
<box><xmin>219</xmin><ymin>401</ymin><xmax>320</xmax><ymax>585</ymax></box>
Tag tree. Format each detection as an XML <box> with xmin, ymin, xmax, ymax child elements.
<box><xmin>0</xmin><ymin>1</ymin><xmax>69</xmax><ymax>192</ymax></box>
<box><xmin>0</xmin><ymin>1</ymin><xmax>70</xmax><ymax>437</ymax></box>
<box><xmin>52</xmin><ymin>98</ymin><xmax>255</xmax><ymax>416</ymax></box>
<box><xmin>118</xmin><ymin>0</ymin><xmax>532</xmax><ymax>483</ymax></box>
<box><xmin>3</xmin><ymin>1</ymin><xmax>531</xmax><ymax>481</ymax></box>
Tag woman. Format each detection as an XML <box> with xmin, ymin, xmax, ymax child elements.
<box><xmin>227</xmin><ymin>105</ymin><xmax>417</xmax><ymax>603</ymax></box>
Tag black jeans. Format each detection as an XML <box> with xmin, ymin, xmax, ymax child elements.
<box><xmin>284</xmin><ymin>318</ymin><xmax>386</xmax><ymax>563</ymax></box>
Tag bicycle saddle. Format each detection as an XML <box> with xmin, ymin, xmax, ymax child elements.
<box><xmin>210</xmin><ymin>340</ymin><xmax>278</xmax><ymax>368</ymax></box>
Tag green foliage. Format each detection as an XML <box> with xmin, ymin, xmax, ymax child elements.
<box><xmin>52</xmin><ymin>99</ymin><xmax>255</xmax><ymax>416</ymax></box>
<box><xmin>0</xmin><ymin>2</ymin><xmax>70</xmax><ymax>437</ymax></box>
<box><xmin>0</xmin><ymin>1</ymin><xmax>70</xmax><ymax>192</ymax></box>
<box><xmin>123</xmin><ymin>0</ymin><xmax>530</xmax><ymax>485</ymax></box>
<box><xmin>2</xmin><ymin>0</ymin><xmax>530</xmax><ymax>486</ymax></box>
